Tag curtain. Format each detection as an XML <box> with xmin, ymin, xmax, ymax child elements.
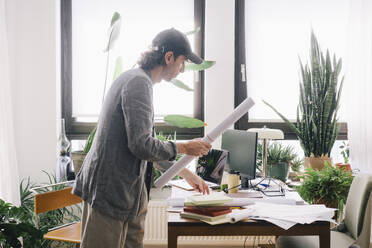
<box><xmin>0</xmin><ymin>0</ymin><xmax>20</xmax><ymax>206</ymax></box>
<box><xmin>345</xmin><ymin>0</ymin><xmax>372</xmax><ymax>172</ymax></box>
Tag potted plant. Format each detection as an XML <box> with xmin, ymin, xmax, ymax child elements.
<box><xmin>0</xmin><ymin>199</ymin><xmax>44</xmax><ymax>248</ymax></box>
<box><xmin>257</xmin><ymin>142</ymin><xmax>298</xmax><ymax>182</ymax></box>
<box><xmin>288</xmin><ymin>157</ymin><xmax>304</xmax><ymax>181</ymax></box>
<box><xmin>296</xmin><ymin>164</ymin><xmax>353</xmax><ymax>213</ymax></box>
<box><xmin>263</xmin><ymin>30</ymin><xmax>344</xmax><ymax>170</ymax></box>
<box><xmin>18</xmin><ymin>172</ymin><xmax>81</xmax><ymax>248</ymax></box>
<box><xmin>335</xmin><ymin>141</ymin><xmax>351</xmax><ymax>171</ymax></box>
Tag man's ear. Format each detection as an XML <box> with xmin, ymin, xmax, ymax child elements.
<box><xmin>164</xmin><ymin>51</ymin><xmax>174</xmax><ymax>65</ymax></box>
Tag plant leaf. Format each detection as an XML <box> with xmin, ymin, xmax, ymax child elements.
<box><xmin>185</xmin><ymin>60</ymin><xmax>216</xmax><ymax>71</ymax></box>
<box><xmin>170</xmin><ymin>79</ymin><xmax>194</xmax><ymax>91</ymax></box>
<box><xmin>164</xmin><ymin>115</ymin><xmax>205</xmax><ymax>128</ymax></box>
<box><xmin>112</xmin><ymin>56</ymin><xmax>123</xmax><ymax>81</ymax></box>
<box><xmin>83</xmin><ymin>126</ymin><xmax>97</xmax><ymax>154</ymax></box>
<box><xmin>184</xmin><ymin>27</ymin><xmax>201</xmax><ymax>36</ymax></box>
<box><xmin>103</xmin><ymin>12</ymin><xmax>121</xmax><ymax>52</ymax></box>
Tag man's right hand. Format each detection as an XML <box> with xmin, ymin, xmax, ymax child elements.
<box><xmin>176</xmin><ymin>139</ymin><xmax>211</xmax><ymax>157</ymax></box>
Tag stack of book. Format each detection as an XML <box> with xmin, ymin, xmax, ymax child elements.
<box><xmin>181</xmin><ymin>206</ymin><xmax>232</xmax><ymax>222</ymax></box>
<box><xmin>180</xmin><ymin>193</ymin><xmax>233</xmax><ymax>224</ymax></box>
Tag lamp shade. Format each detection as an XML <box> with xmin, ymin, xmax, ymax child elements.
<box><xmin>247</xmin><ymin>127</ymin><xmax>284</xmax><ymax>140</ymax></box>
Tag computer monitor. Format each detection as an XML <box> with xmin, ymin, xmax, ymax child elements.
<box><xmin>221</xmin><ymin>129</ymin><xmax>258</xmax><ymax>182</ymax></box>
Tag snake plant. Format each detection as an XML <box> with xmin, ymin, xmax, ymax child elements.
<box><xmin>264</xmin><ymin>31</ymin><xmax>344</xmax><ymax>157</ymax></box>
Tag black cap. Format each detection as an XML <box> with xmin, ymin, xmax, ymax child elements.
<box><xmin>152</xmin><ymin>28</ymin><xmax>203</xmax><ymax>64</ymax></box>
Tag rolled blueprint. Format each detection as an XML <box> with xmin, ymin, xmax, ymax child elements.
<box><xmin>227</xmin><ymin>208</ymin><xmax>254</xmax><ymax>223</ymax></box>
<box><xmin>154</xmin><ymin>97</ymin><xmax>255</xmax><ymax>188</ymax></box>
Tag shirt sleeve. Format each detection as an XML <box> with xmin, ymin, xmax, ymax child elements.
<box><xmin>153</xmin><ymin>160</ymin><xmax>175</xmax><ymax>173</ymax></box>
<box><xmin>121</xmin><ymin>76</ymin><xmax>178</xmax><ymax>162</ymax></box>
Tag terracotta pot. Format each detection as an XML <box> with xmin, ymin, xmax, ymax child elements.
<box><xmin>71</xmin><ymin>151</ymin><xmax>87</xmax><ymax>175</ymax></box>
<box><xmin>304</xmin><ymin>156</ymin><xmax>332</xmax><ymax>170</ymax></box>
<box><xmin>335</xmin><ymin>163</ymin><xmax>351</xmax><ymax>171</ymax></box>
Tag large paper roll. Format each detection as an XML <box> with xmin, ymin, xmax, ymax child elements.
<box><xmin>154</xmin><ymin>97</ymin><xmax>255</xmax><ymax>188</ymax></box>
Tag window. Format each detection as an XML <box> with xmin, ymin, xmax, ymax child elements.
<box><xmin>61</xmin><ymin>0</ymin><xmax>205</xmax><ymax>140</ymax></box>
<box><xmin>235</xmin><ymin>0</ymin><xmax>347</xmax><ymax>140</ymax></box>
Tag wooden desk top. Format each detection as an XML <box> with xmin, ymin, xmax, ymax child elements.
<box><xmin>168</xmin><ymin>212</ymin><xmax>329</xmax><ymax>231</ymax></box>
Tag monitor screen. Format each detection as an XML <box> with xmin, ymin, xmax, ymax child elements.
<box><xmin>221</xmin><ymin>129</ymin><xmax>258</xmax><ymax>180</ymax></box>
<box><xmin>196</xmin><ymin>149</ymin><xmax>228</xmax><ymax>185</ymax></box>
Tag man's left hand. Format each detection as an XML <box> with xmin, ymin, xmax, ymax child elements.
<box><xmin>178</xmin><ymin>169</ymin><xmax>210</xmax><ymax>195</ymax></box>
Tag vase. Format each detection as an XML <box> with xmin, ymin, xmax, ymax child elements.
<box><xmin>71</xmin><ymin>151</ymin><xmax>86</xmax><ymax>175</ymax></box>
<box><xmin>266</xmin><ymin>162</ymin><xmax>290</xmax><ymax>182</ymax></box>
<box><xmin>304</xmin><ymin>156</ymin><xmax>332</xmax><ymax>170</ymax></box>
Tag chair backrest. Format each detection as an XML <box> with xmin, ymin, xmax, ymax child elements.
<box><xmin>34</xmin><ymin>187</ymin><xmax>82</xmax><ymax>214</ymax></box>
<box><xmin>344</xmin><ymin>174</ymin><xmax>372</xmax><ymax>239</ymax></box>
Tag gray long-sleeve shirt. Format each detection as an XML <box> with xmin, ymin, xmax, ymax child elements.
<box><xmin>72</xmin><ymin>68</ymin><xmax>177</xmax><ymax>220</ymax></box>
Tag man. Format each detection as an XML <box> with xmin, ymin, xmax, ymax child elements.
<box><xmin>72</xmin><ymin>28</ymin><xmax>211</xmax><ymax>248</ymax></box>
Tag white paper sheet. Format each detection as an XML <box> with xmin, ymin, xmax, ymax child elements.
<box><xmin>154</xmin><ymin>98</ymin><xmax>255</xmax><ymax>188</ymax></box>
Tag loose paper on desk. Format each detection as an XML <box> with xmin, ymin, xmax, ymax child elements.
<box><xmin>227</xmin><ymin>202</ymin><xmax>336</xmax><ymax>230</ymax></box>
<box><xmin>154</xmin><ymin>97</ymin><xmax>255</xmax><ymax>188</ymax></box>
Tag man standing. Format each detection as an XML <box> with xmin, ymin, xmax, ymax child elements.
<box><xmin>73</xmin><ymin>28</ymin><xmax>211</xmax><ymax>248</ymax></box>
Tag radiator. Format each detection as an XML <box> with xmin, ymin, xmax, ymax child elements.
<box><xmin>144</xmin><ymin>200</ymin><xmax>274</xmax><ymax>247</ymax></box>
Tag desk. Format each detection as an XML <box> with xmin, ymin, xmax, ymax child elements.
<box><xmin>168</xmin><ymin>213</ymin><xmax>330</xmax><ymax>248</ymax></box>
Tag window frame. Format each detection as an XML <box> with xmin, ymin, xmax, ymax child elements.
<box><xmin>234</xmin><ymin>0</ymin><xmax>347</xmax><ymax>140</ymax></box>
<box><xmin>61</xmin><ymin>0</ymin><xmax>205</xmax><ymax>140</ymax></box>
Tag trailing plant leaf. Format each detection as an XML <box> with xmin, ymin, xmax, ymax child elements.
<box><xmin>170</xmin><ymin>79</ymin><xmax>194</xmax><ymax>91</ymax></box>
<box><xmin>185</xmin><ymin>60</ymin><xmax>216</xmax><ymax>71</ymax></box>
<box><xmin>164</xmin><ymin>115</ymin><xmax>206</xmax><ymax>128</ymax></box>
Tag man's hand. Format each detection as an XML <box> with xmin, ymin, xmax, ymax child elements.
<box><xmin>178</xmin><ymin>169</ymin><xmax>210</xmax><ymax>194</ymax></box>
<box><xmin>176</xmin><ymin>139</ymin><xmax>211</xmax><ymax>157</ymax></box>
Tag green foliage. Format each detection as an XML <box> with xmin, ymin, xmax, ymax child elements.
<box><xmin>290</xmin><ymin>157</ymin><xmax>304</xmax><ymax>173</ymax></box>
<box><xmin>263</xmin><ymin>30</ymin><xmax>343</xmax><ymax>157</ymax></box>
<box><xmin>296</xmin><ymin>165</ymin><xmax>353</xmax><ymax>210</ymax></box>
<box><xmin>16</xmin><ymin>171</ymin><xmax>81</xmax><ymax>248</ymax></box>
<box><xmin>83</xmin><ymin>126</ymin><xmax>97</xmax><ymax>154</ymax></box>
<box><xmin>170</xmin><ymin>78</ymin><xmax>194</xmax><ymax>91</ymax></box>
<box><xmin>185</xmin><ymin>60</ymin><xmax>216</xmax><ymax>72</ymax></box>
<box><xmin>256</xmin><ymin>142</ymin><xmax>298</xmax><ymax>171</ymax></box>
<box><xmin>339</xmin><ymin>141</ymin><xmax>350</xmax><ymax>164</ymax></box>
<box><xmin>0</xmin><ymin>199</ymin><xmax>43</xmax><ymax>248</ymax></box>
<box><xmin>184</xmin><ymin>27</ymin><xmax>201</xmax><ymax>36</ymax></box>
<box><xmin>164</xmin><ymin>115</ymin><xmax>206</xmax><ymax>128</ymax></box>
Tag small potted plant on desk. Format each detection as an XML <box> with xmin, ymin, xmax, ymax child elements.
<box><xmin>257</xmin><ymin>142</ymin><xmax>298</xmax><ymax>182</ymax></box>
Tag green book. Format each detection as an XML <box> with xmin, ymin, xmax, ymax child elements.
<box><xmin>180</xmin><ymin>211</ymin><xmax>228</xmax><ymax>222</ymax></box>
<box><xmin>186</xmin><ymin>193</ymin><xmax>232</xmax><ymax>206</ymax></box>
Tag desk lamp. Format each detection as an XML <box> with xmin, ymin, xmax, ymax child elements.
<box><xmin>247</xmin><ymin>127</ymin><xmax>284</xmax><ymax>178</ymax></box>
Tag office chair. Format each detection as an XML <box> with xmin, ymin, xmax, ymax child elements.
<box><xmin>276</xmin><ymin>174</ymin><xmax>372</xmax><ymax>248</ymax></box>
<box><xmin>33</xmin><ymin>183</ymin><xmax>82</xmax><ymax>246</ymax></box>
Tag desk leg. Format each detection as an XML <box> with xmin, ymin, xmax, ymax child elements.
<box><xmin>168</xmin><ymin>227</ymin><xmax>177</xmax><ymax>248</ymax></box>
<box><xmin>319</xmin><ymin>227</ymin><xmax>330</xmax><ymax>248</ymax></box>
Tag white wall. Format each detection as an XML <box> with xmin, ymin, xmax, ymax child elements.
<box><xmin>4</xmin><ymin>0</ymin><xmax>233</xmax><ymax>183</ymax></box>
<box><xmin>6</xmin><ymin>0</ymin><xmax>59</xmax><ymax>183</ymax></box>
<box><xmin>205</xmin><ymin>0</ymin><xmax>235</xmax><ymax>148</ymax></box>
